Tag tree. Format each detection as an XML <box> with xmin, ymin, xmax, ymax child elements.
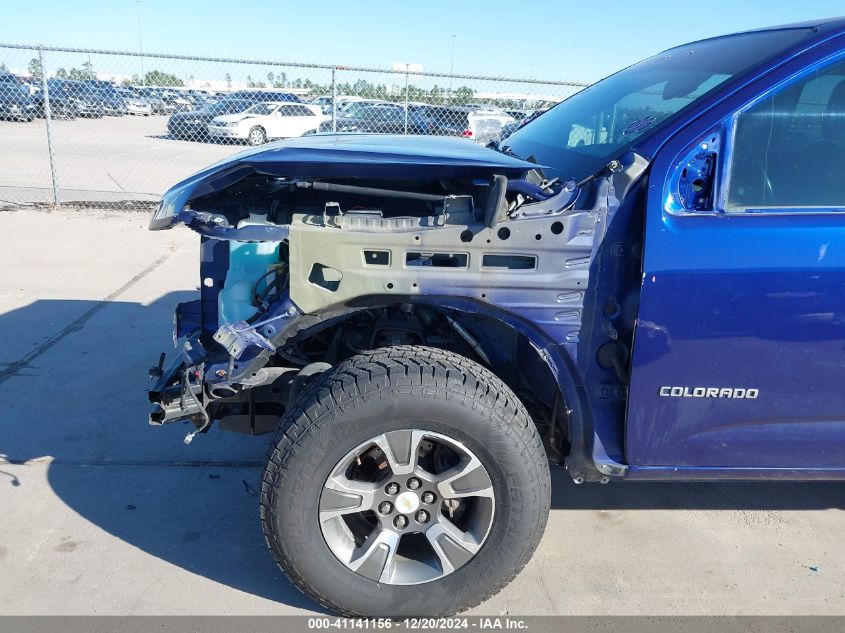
<box><xmin>225</xmin><ymin>73</ymin><xmax>232</xmax><ymax>91</ymax></box>
<box><xmin>246</xmin><ymin>74</ymin><xmax>254</xmax><ymax>88</ymax></box>
<box><xmin>267</xmin><ymin>71</ymin><xmax>274</xmax><ymax>85</ymax></box>
<box><xmin>143</xmin><ymin>69</ymin><xmax>184</xmax><ymax>86</ymax></box>
<box><xmin>0</xmin><ymin>62</ymin><xmax>8</xmax><ymax>72</ymax></box>
<box><xmin>55</xmin><ymin>67</ymin><xmax>68</xmax><ymax>79</ymax></box>
<box><xmin>454</xmin><ymin>86</ymin><xmax>475</xmax><ymax>104</ymax></box>
<box><xmin>430</xmin><ymin>84</ymin><xmax>443</xmax><ymax>104</ymax></box>
<box><xmin>81</xmin><ymin>60</ymin><xmax>95</xmax><ymax>80</ymax></box>
<box><xmin>28</xmin><ymin>57</ymin><xmax>42</xmax><ymax>80</ymax></box>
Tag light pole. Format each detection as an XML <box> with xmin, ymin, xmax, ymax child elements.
<box><xmin>136</xmin><ymin>0</ymin><xmax>144</xmax><ymax>86</ymax></box>
<box><xmin>448</xmin><ymin>34</ymin><xmax>456</xmax><ymax>102</ymax></box>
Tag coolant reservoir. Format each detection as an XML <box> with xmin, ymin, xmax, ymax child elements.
<box><xmin>217</xmin><ymin>214</ymin><xmax>281</xmax><ymax>325</ymax></box>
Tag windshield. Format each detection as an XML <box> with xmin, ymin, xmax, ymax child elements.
<box><xmin>207</xmin><ymin>100</ymin><xmax>246</xmax><ymax>114</ymax></box>
<box><xmin>0</xmin><ymin>82</ymin><xmax>29</xmax><ymax>98</ymax></box>
<box><xmin>343</xmin><ymin>102</ymin><xmax>381</xmax><ymax>115</ymax></box>
<box><xmin>245</xmin><ymin>103</ymin><xmax>276</xmax><ymax>116</ymax></box>
<box><xmin>504</xmin><ymin>28</ymin><xmax>814</xmax><ymax>180</ymax></box>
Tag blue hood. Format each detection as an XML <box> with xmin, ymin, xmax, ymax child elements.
<box><xmin>151</xmin><ymin>134</ymin><xmax>540</xmax><ymax>229</ymax></box>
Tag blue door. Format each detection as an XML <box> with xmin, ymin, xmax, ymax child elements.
<box><xmin>626</xmin><ymin>54</ymin><xmax>845</xmax><ymax>470</ymax></box>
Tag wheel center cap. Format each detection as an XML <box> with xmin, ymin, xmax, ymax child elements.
<box><xmin>395</xmin><ymin>491</ymin><xmax>420</xmax><ymax>514</ymax></box>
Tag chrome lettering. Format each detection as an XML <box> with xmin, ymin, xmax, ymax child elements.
<box><xmin>659</xmin><ymin>386</ymin><xmax>760</xmax><ymax>399</ymax></box>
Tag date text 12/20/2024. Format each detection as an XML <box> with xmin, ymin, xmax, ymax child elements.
<box><xmin>307</xmin><ymin>618</ymin><xmax>529</xmax><ymax>630</ymax></box>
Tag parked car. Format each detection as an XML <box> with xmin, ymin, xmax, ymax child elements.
<box><xmin>309</xmin><ymin>95</ymin><xmax>334</xmax><ymax>114</ymax></box>
<box><xmin>83</xmin><ymin>80</ymin><xmax>125</xmax><ymax>115</ymax></box>
<box><xmin>32</xmin><ymin>79</ymin><xmax>75</xmax><ymax>118</ymax></box>
<box><xmin>221</xmin><ymin>90</ymin><xmax>301</xmax><ymax>105</ymax></box>
<box><xmin>317</xmin><ymin>104</ymin><xmax>432</xmax><ymax>134</ymax></box>
<box><xmin>208</xmin><ymin>101</ymin><xmax>327</xmax><ymax>145</ymax></box>
<box><xmin>136</xmin><ymin>87</ymin><xmax>175</xmax><ymax>114</ymax></box>
<box><xmin>147</xmin><ymin>18</ymin><xmax>845</xmax><ymax>618</ymax></box>
<box><xmin>453</xmin><ymin>106</ymin><xmax>515</xmax><ymax>144</ymax></box>
<box><xmin>159</xmin><ymin>90</ymin><xmax>192</xmax><ymax>112</ymax></box>
<box><xmin>335</xmin><ymin>99</ymin><xmax>389</xmax><ymax>116</ymax></box>
<box><xmin>499</xmin><ymin>108</ymin><xmax>548</xmax><ymax>140</ymax></box>
<box><xmin>407</xmin><ymin>104</ymin><xmax>474</xmax><ymax>136</ymax></box>
<box><xmin>187</xmin><ymin>93</ymin><xmax>216</xmax><ymax>110</ymax></box>
<box><xmin>167</xmin><ymin>99</ymin><xmax>252</xmax><ymax>140</ymax></box>
<box><xmin>0</xmin><ymin>74</ymin><xmax>37</xmax><ymax>121</ymax></box>
<box><xmin>116</xmin><ymin>88</ymin><xmax>152</xmax><ymax>115</ymax></box>
<box><xmin>43</xmin><ymin>79</ymin><xmax>104</xmax><ymax>118</ymax></box>
<box><xmin>98</xmin><ymin>89</ymin><xmax>127</xmax><ymax>116</ymax></box>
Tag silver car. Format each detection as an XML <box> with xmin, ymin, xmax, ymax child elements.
<box><xmin>117</xmin><ymin>88</ymin><xmax>152</xmax><ymax>116</ymax></box>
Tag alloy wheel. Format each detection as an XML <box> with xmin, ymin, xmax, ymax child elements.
<box><xmin>319</xmin><ymin>429</ymin><xmax>495</xmax><ymax>585</ymax></box>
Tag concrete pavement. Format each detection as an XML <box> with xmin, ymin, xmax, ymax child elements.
<box><xmin>0</xmin><ymin>209</ymin><xmax>843</xmax><ymax>615</ymax></box>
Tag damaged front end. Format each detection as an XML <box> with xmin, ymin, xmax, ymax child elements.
<box><xmin>147</xmin><ymin>134</ymin><xmax>647</xmax><ymax>461</ymax></box>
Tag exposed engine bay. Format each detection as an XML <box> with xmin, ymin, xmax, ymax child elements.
<box><xmin>147</xmin><ymin>135</ymin><xmax>646</xmax><ymax>479</ymax></box>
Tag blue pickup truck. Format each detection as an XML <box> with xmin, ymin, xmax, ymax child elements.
<box><xmin>147</xmin><ymin>18</ymin><xmax>845</xmax><ymax>617</ymax></box>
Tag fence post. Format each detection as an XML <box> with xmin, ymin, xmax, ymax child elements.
<box><xmin>331</xmin><ymin>65</ymin><xmax>337</xmax><ymax>132</ymax></box>
<box><xmin>38</xmin><ymin>46</ymin><xmax>60</xmax><ymax>207</ymax></box>
<box><xmin>404</xmin><ymin>64</ymin><xmax>409</xmax><ymax>134</ymax></box>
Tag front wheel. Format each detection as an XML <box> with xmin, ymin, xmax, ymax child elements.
<box><xmin>260</xmin><ymin>346</ymin><xmax>551</xmax><ymax>617</ymax></box>
<box><xmin>247</xmin><ymin>125</ymin><xmax>266</xmax><ymax>146</ymax></box>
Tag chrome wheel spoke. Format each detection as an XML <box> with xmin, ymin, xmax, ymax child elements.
<box><xmin>435</xmin><ymin>454</ymin><xmax>494</xmax><ymax>500</ymax></box>
<box><xmin>348</xmin><ymin>528</ymin><xmax>400</xmax><ymax>582</ymax></box>
<box><xmin>374</xmin><ymin>430</ymin><xmax>426</xmax><ymax>476</ymax></box>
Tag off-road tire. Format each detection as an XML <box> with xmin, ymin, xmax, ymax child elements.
<box><xmin>260</xmin><ymin>346</ymin><xmax>551</xmax><ymax>617</ymax></box>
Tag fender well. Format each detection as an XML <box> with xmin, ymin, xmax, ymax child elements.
<box><xmin>267</xmin><ymin>295</ymin><xmax>596</xmax><ymax>477</ymax></box>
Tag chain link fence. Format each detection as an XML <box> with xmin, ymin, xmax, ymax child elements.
<box><xmin>0</xmin><ymin>43</ymin><xmax>589</xmax><ymax>211</ymax></box>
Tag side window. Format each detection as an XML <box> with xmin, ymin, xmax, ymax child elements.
<box><xmin>293</xmin><ymin>105</ymin><xmax>314</xmax><ymax>116</ymax></box>
<box><xmin>727</xmin><ymin>56</ymin><xmax>845</xmax><ymax>210</ymax></box>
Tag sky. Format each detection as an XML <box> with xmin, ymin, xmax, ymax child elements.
<box><xmin>1</xmin><ymin>0</ymin><xmax>843</xmax><ymax>82</ymax></box>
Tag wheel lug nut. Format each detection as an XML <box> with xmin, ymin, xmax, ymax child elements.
<box><xmin>415</xmin><ymin>510</ymin><xmax>429</xmax><ymax>524</ymax></box>
<box><xmin>393</xmin><ymin>515</ymin><xmax>408</xmax><ymax>529</ymax></box>
<box><xmin>378</xmin><ymin>501</ymin><xmax>393</xmax><ymax>515</ymax></box>
<box><xmin>407</xmin><ymin>477</ymin><xmax>421</xmax><ymax>490</ymax></box>
<box><xmin>421</xmin><ymin>491</ymin><xmax>436</xmax><ymax>504</ymax></box>
<box><xmin>385</xmin><ymin>482</ymin><xmax>400</xmax><ymax>495</ymax></box>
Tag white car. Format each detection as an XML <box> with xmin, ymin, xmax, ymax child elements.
<box><xmin>208</xmin><ymin>102</ymin><xmax>328</xmax><ymax>145</ymax></box>
<box><xmin>460</xmin><ymin>108</ymin><xmax>516</xmax><ymax>145</ymax></box>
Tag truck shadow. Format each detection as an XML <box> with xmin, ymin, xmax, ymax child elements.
<box><xmin>548</xmin><ymin>464</ymin><xmax>845</xmax><ymax>510</ymax></box>
<box><xmin>0</xmin><ymin>295</ymin><xmax>319</xmax><ymax>611</ymax></box>
<box><xmin>0</xmin><ymin>296</ymin><xmax>842</xmax><ymax>612</ymax></box>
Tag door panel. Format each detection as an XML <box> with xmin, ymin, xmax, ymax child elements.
<box><xmin>629</xmin><ymin>244</ymin><xmax>845</xmax><ymax>467</ymax></box>
<box><xmin>262</xmin><ymin>114</ymin><xmax>281</xmax><ymax>138</ymax></box>
<box><xmin>627</xmin><ymin>56</ymin><xmax>845</xmax><ymax>469</ymax></box>
<box><xmin>271</xmin><ymin>106</ymin><xmax>297</xmax><ymax>138</ymax></box>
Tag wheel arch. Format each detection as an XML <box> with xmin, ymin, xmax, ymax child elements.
<box><xmin>272</xmin><ymin>295</ymin><xmax>592</xmax><ymax>464</ymax></box>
